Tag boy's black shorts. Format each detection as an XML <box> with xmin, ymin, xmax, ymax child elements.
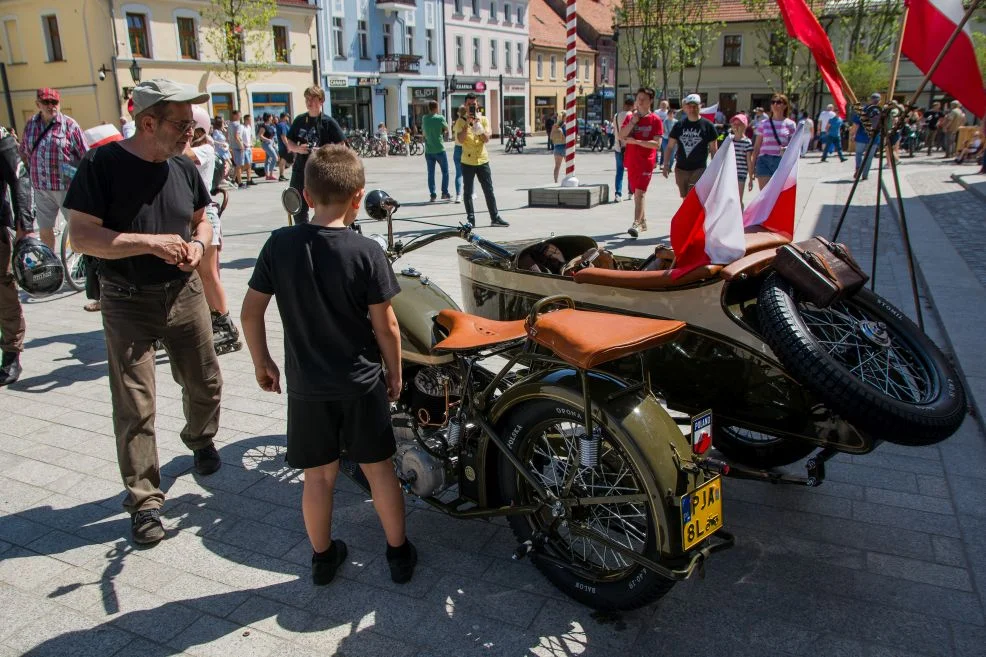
<box><xmin>286</xmin><ymin>380</ymin><xmax>395</xmax><ymax>469</ymax></box>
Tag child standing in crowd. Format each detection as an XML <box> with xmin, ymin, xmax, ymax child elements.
<box><xmin>240</xmin><ymin>144</ymin><xmax>415</xmax><ymax>587</ymax></box>
<box><xmin>730</xmin><ymin>114</ymin><xmax>754</xmax><ymax>206</ymax></box>
<box><xmin>620</xmin><ymin>87</ymin><xmax>663</xmax><ymax>238</ymax></box>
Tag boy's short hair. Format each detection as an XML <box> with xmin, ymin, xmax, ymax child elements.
<box><xmin>304</xmin><ymin>86</ymin><xmax>326</xmax><ymax>102</ymax></box>
<box><xmin>636</xmin><ymin>87</ymin><xmax>655</xmax><ymax>101</ymax></box>
<box><xmin>305</xmin><ymin>144</ymin><xmax>365</xmax><ymax>206</ymax></box>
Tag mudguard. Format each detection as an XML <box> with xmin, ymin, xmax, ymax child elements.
<box><xmin>479</xmin><ymin>367</ymin><xmax>711</xmax><ymax>556</ymax></box>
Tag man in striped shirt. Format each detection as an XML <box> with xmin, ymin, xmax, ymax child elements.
<box><xmin>19</xmin><ymin>88</ymin><xmax>88</xmax><ymax>250</ymax></box>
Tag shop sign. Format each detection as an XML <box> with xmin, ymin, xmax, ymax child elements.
<box><xmin>600</xmin><ymin>88</ymin><xmax>615</xmax><ymax>99</ymax></box>
<box><xmin>375</xmin><ymin>89</ymin><xmax>388</xmax><ymax>95</ymax></box>
<box><xmin>505</xmin><ymin>84</ymin><xmax>526</xmax><ymax>93</ymax></box>
<box><xmin>535</xmin><ymin>97</ymin><xmax>553</xmax><ymax>107</ymax></box>
<box><xmin>473</xmin><ymin>81</ymin><xmax>487</xmax><ymax>92</ymax></box>
<box><xmin>327</xmin><ymin>77</ymin><xmax>348</xmax><ymax>88</ymax></box>
<box><xmin>411</xmin><ymin>87</ymin><xmax>437</xmax><ymax>101</ymax></box>
<box><xmin>357</xmin><ymin>77</ymin><xmax>380</xmax><ymax>86</ymax></box>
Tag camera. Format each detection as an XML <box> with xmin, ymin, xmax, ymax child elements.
<box><xmin>98</xmin><ymin>70</ymin><xmax>106</xmax><ymax>81</ymax></box>
<box><xmin>468</xmin><ymin>105</ymin><xmax>477</xmax><ymax>118</ymax></box>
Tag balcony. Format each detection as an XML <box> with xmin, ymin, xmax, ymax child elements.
<box><xmin>378</xmin><ymin>54</ymin><xmax>421</xmax><ymax>74</ymax></box>
<box><xmin>376</xmin><ymin>0</ymin><xmax>417</xmax><ymax>11</ymax></box>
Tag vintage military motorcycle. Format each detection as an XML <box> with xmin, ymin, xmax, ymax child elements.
<box><xmin>280</xmin><ymin>188</ymin><xmax>733</xmax><ymax>611</ymax></box>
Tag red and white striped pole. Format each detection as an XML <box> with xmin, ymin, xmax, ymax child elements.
<box><xmin>561</xmin><ymin>0</ymin><xmax>578</xmax><ymax>186</ymax></box>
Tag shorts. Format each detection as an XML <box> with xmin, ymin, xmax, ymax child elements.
<box><xmin>627</xmin><ymin>168</ymin><xmax>653</xmax><ymax>193</ymax></box>
<box><xmin>232</xmin><ymin>149</ymin><xmax>250</xmax><ymax>167</ymax></box>
<box><xmin>755</xmin><ymin>154</ymin><xmax>782</xmax><ymax>177</ymax></box>
<box><xmin>674</xmin><ymin>167</ymin><xmax>704</xmax><ymax>198</ymax></box>
<box><xmin>286</xmin><ymin>379</ymin><xmax>396</xmax><ymax>469</ymax></box>
<box><xmin>553</xmin><ymin>143</ymin><xmax>566</xmax><ymax>156</ymax></box>
<box><xmin>279</xmin><ymin>149</ymin><xmax>294</xmax><ymax>165</ymax></box>
<box><xmin>205</xmin><ymin>204</ymin><xmax>222</xmax><ymax>249</ymax></box>
<box><xmin>34</xmin><ymin>188</ymin><xmax>66</xmax><ymax>230</ymax></box>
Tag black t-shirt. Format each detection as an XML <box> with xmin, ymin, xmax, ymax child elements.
<box><xmin>63</xmin><ymin>142</ymin><xmax>210</xmax><ymax>285</ymax></box>
<box><xmin>925</xmin><ymin>110</ymin><xmax>941</xmax><ymax>130</ymax></box>
<box><xmin>286</xmin><ymin>113</ymin><xmax>345</xmax><ymax>171</ymax></box>
<box><xmin>669</xmin><ymin>117</ymin><xmax>719</xmax><ymax>171</ymax></box>
<box><xmin>248</xmin><ymin>224</ymin><xmax>400</xmax><ymax>401</ymax></box>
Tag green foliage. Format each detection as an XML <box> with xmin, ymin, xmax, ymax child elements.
<box><xmin>973</xmin><ymin>32</ymin><xmax>986</xmax><ymax>78</ymax></box>
<box><xmin>204</xmin><ymin>0</ymin><xmax>278</xmax><ymax>111</ymax></box>
<box><xmin>841</xmin><ymin>51</ymin><xmax>890</xmax><ymax>99</ymax></box>
<box><xmin>836</xmin><ymin>0</ymin><xmax>903</xmax><ymax>60</ymax></box>
<box><xmin>742</xmin><ymin>0</ymin><xmax>817</xmax><ymax>102</ymax></box>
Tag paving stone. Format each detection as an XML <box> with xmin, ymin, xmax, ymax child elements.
<box><xmin>226</xmin><ymin>594</ymin><xmax>316</xmax><ymax>640</ymax></box>
<box><xmin>26</xmin><ymin>528</ymin><xmax>112</xmax><ymax>567</ymax></box>
<box><xmin>826</xmin><ymin>461</ymin><xmax>919</xmax><ymax>493</ymax></box>
<box><xmin>109</xmin><ymin>638</ymin><xmax>182</xmax><ymax>657</ymax></box>
<box><xmin>0</xmin><ymin>547</ymin><xmax>72</xmax><ymax>591</ymax></box>
<box><xmin>6</xmin><ymin>607</ymin><xmax>134</xmax><ymax>657</ymax></box>
<box><xmin>424</xmin><ymin>573</ymin><xmax>548</xmax><ymax>629</ymax></box>
<box><xmin>852</xmin><ymin>500</ymin><xmax>961</xmax><ymax>538</ymax></box>
<box><xmin>0</xmin><ymin>583</ymin><xmax>62</xmax><ymax>643</ymax></box>
<box><xmin>0</xmin><ymin>479</ymin><xmax>51</xmax><ymax>516</ymax></box>
<box><xmin>916</xmin><ymin>474</ymin><xmax>950</xmax><ymax>499</ymax></box>
<box><xmin>166</xmin><ymin>616</ymin><xmax>281</xmax><ymax>657</ymax></box>
<box><xmin>851</xmin><ymin>569</ymin><xmax>984</xmax><ymax>626</ymax></box>
<box><xmin>865</xmin><ymin>552</ymin><xmax>973</xmax><ymax>592</ymax></box>
<box><xmin>862</xmin><ymin>486</ymin><xmax>955</xmax><ymax>514</ymax></box>
<box><xmin>931</xmin><ymin>535</ymin><xmax>968</xmax><ymax>568</ymax></box>
<box><xmin>951</xmin><ymin>620</ymin><xmax>986</xmax><ymax>657</ymax></box>
<box><xmin>203</xmin><ymin>517</ymin><xmax>304</xmax><ymax>559</ymax></box>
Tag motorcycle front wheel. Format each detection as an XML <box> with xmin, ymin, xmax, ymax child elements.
<box><xmin>758</xmin><ymin>275</ymin><xmax>967</xmax><ymax>445</ymax></box>
<box><xmin>497</xmin><ymin>399</ymin><xmax>674</xmax><ymax>611</ymax></box>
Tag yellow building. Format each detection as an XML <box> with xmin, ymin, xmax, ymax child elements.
<box><xmin>0</xmin><ymin>0</ymin><xmax>317</xmax><ymax>133</ymax></box>
<box><xmin>529</xmin><ymin>0</ymin><xmax>595</xmax><ymax>133</ymax></box>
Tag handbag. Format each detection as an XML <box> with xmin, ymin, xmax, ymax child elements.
<box><xmin>772</xmin><ymin>236</ymin><xmax>869</xmax><ymax>307</ymax></box>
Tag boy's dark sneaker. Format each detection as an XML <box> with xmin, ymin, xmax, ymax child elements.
<box><xmin>193</xmin><ymin>445</ymin><xmax>222</xmax><ymax>475</ymax></box>
<box><xmin>0</xmin><ymin>351</ymin><xmax>22</xmax><ymax>386</ymax></box>
<box><xmin>386</xmin><ymin>539</ymin><xmax>417</xmax><ymax>584</ymax></box>
<box><xmin>491</xmin><ymin>217</ymin><xmax>510</xmax><ymax>227</ymax></box>
<box><xmin>429</xmin><ymin>194</ymin><xmax>437</xmax><ymax>202</ymax></box>
<box><xmin>441</xmin><ymin>193</ymin><xmax>452</xmax><ymax>201</ymax></box>
<box><xmin>312</xmin><ymin>539</ymin><xmax>348</xmax><ymax>585</ymax></box>
<box><xmin>131</xmin><ymin>508</ymin><xmax>165</xmax><ymax>544</ymax></box>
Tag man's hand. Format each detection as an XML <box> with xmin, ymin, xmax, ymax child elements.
<box><xmin>294</xmin><ymin>143</ymin><xmax>311</xmax><ymax>155</ymax></box>
<box><xmin>662</xmin><ymin>166</ymin><xmax>670</xmax><ymax>179</ymax></box>
<box><xmin>150</xmin><ymin>235</ymin><xmax>189</xmax><ymax>265</ymax></box>
<box><xmin>178</xmin><ymin>240</ymin><xmax>204</xmax><ymax>272</ymax></box>
<box><xmin>255</xmin><ymin>358</ymin><xmax>281</xmax><ymax>393</ymax></box>
<box><xmin>385</xmin><ymin>369</ymin><xmax>402</xmax><ymax>402</ymax></box>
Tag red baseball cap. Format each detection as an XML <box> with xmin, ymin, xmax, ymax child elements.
<box><xmin>37</xmin><ymin>88</ymin><xmax>61</xmax><ymax>102</ymax></box>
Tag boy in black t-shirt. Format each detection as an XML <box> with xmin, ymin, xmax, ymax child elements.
<box><xmin>284</xmin><ymin>86</ymin><xmax>345</xmax><ymax>224</ymax></box>
<box><xmin>240</xmin><ymin>145</ymin><xmax>415</xmax><ymax>586</ymax></box>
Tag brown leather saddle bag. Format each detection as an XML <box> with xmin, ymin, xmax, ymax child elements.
<box><xmin>772</xmin><ymin>236</ymin><xmax>869</xmax><ymax>307</ymax></box>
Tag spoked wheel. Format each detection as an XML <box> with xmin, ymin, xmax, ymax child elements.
<box><xmin>60</xmin><ymin>226</ymin><xmax>86</xmax><ymax>292</ymax></box>
<box><xmin>713</xmin><ymin>424</ymin><xmax>815</xmax><ymax>469</ymax></box>
<box><xmin>498</xmin><ymin>399</ymin><xmax>674</xmax><ymax>611</ymax></box>
<box><xmin>758</xmin><ymin>275</ymin><xmax>967</xmax><ymax>445</ymax></box>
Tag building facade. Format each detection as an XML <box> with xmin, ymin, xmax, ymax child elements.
<box><xmin>321</xmin><ymin>0</ymin><xmax>446</xmax><ymax>133</ymax></box>
<box><xmin>529</xmin><ymin>0</ymin><xmax>594</xmax><ymax>133</ymax></box>
<box><xmin>543</xmin><ymin>0</ymin><xmax>617</xmax><ymax>119</ymax></box>
<box><xmin>0</xmin><ymin>0</ymin><xmax>318</xmax><ymax>132</ymax></box>
<box><xmin>443</xmin><ymin>0</ymin><xmax>531</xmax><ymax>133</ymax></box>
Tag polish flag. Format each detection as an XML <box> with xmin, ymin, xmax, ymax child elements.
<box><xmin>700</xmin><ymin>103</ymin><xmax>718</xmax><ymax>123</ymax></box>
<box><xmin>776</xmin><ymin>0</ymin><xmax>848</xmax><ymax>118</ymax></box>
<box><xmin>742</xmin><ymin>124</ymin><xmax>809</xmax><ymax>239</ymax></box>
<box><xmin>903</xmin><ymin>0</ymin><xmax>986</xmax><ymax>118</ymax></box>
<box><xmin>670</xmin><ymin>135</ymin><xmax>746</xmax><ymax>279</ymax></box>
<box><xmin>83</xmin><ymin>124</ymin><xmax>123</xmax><ymax>149</ymax></box>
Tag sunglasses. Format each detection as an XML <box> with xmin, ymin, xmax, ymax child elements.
<box><xmin>771</xmin><ymin>100</ymin><xmax>787</xmax><ymax>106</ymax></box>
<box><xmin>160</xmin><ymin>118</ymin><xmax>197</xmax><ymax>133</ymax></box>
<box><xmin>39</xmin><ymin>99</ymin><xmax>59</xmax><ymax>106</ymax></box>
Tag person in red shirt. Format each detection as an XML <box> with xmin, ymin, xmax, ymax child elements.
<box><xmin>618</xmin><ymin>87</ymin><xmax>663</xmax><ymax>238</ymax></box>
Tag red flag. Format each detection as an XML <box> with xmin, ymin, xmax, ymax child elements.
<box><xmin>743</xmin><ymin>124</ymin><xmax>808</xmax><ymax>240</ymax></box>
<box><xmin>903</xmin><ymin>0</ymin><xmax>986</xmax><ymax>118</ymax></box>
<box><xmin>776</xmin><ymin>0</ymin><xmax>847</xmax><ymax>118</ymax></box>
<box><xmin>670</xmin><ymin>136</ymin><xmax>746</xmax><ymax>279</ymax></box>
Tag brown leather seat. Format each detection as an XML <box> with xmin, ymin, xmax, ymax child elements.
<box><xmin>527</xmin><ymin>309</ymin><xmax>686</xmax><ymax>369</ymax></box>
<box><xmin>434</xmin><ymin>310</ymin><xmax>528</xmax><ymax>351</ymax></box>
<box><xmin>573</xmin><ymin>265</ymin><xmax>722</xmax><ymax>290</ymax></box>
<box><xmin>720</xmin><ymin>248</ymin><xmax>778</xmax><ymax>281</ymax></box>
<box><xmin>744</xmin><ymin>226</ymin><xmax>790</xmax><ymax>254</ymax></box>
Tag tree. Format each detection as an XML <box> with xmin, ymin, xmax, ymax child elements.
<box><xmin>841</xmin><ymin>51</ymin><xmax>890</xmax><ymax>100</ymax></box>
<box><xmin>742</xmin><ymin>0</ymin><xmax>817</xmax><ymax>104</ymax></box>
<box><xmin>204</xmin><ymin>0</ymin><xmax>278</xmax><ymax>112</ymax></box>
<box><xmin>837</xmin><ymin>0</ymin><xmax>902</xmax><ymax>61</ymax></box>
<box><xmin>974</xmin><ymin>32</ymin><xmax>986</xmax><ymax>78</ymax></box>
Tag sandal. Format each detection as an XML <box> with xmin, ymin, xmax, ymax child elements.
<box><xmin>83</xmin><ymin>301</ymin><xmax>101</xmax><ymax>312</ymax></box>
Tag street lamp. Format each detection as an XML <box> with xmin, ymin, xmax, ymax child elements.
<box><xmin>129</xmin><ymin>58</ymin><xmax>142</xmax><ymax>85</ymax></box>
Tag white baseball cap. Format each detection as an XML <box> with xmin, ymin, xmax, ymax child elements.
<box><xmin>683</xmin><ymin>94</ymin><xmax>702</xmax><ymax>106</ymax></box>
<box><xmin>131</xmin><ymin>79</ymin><xmax>209</xmax><ymax>116</ymax></box>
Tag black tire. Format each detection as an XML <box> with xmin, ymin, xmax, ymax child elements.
<box><xmin>60</xmin><ymin>226</ymin><xmax>86</xmax><ymax>292</ymax></box>
<box><xmin>758</xmin><ymin>275</ymin><xmax>967</xmax><ymax>445</ymax></box>
<box><xmin>713</xmin><ymin>424</ymin><xmax>816</xmax><ymax>469</ymax></box>
<box><xmin>498</xmin><ymin>399</ymin><xmax>674</xmax><ymax>611</ymax></box>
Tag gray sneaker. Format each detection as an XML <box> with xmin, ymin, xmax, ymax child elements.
<box><xmin>131</xmin><ymin>509</ymin><xmax>165</xmax><ymax>545</ymax></box>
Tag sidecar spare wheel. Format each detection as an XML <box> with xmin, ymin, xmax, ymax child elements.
<box><xmin>713</xmin><ymin>425</ymin><xmax>815</xmax><ymax>469</ymax></box>
<box><xmin>498</xmin><ymin>400</ymin><xmax>674</xmax><ymax>611</ymax></box>
<box><xmin>757</xmin><ymin>275</ymin><xmax>967</xmax><ymax>445</ymax></box>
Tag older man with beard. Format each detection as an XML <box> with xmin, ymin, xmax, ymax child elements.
<box><xmin>64</xmin><ymin>79</ymin><xmax>224</xmax><ymax>546</ymax></box>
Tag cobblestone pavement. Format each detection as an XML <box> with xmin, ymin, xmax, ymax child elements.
<box><xmin>1</xmin><ymin>146</ymin><xmax>983</xmax><ymax>657</ymax></box>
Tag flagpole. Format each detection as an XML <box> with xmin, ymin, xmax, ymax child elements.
<box><xmin>886</xmin><ymin>6</ymin><xmax>909</xmax><ymax>102</ymax></box>
<box><xmin>906</xmin><ymin>0</ymin><xmax>984</xmax><ymax>108</ymax></box>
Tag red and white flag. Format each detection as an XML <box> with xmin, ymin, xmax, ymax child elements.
<box><xmin>743</xmin><ymin>123</ymin><xmax>809</xmax><ymax>239</ymax></box>
<box><xmin>670</xmin><ymin>135</ymin><xmax>746</xmax><ymax>278</ymax></box>
<box><xmin>776</xmin><ymin>0</ymin><xmax>848</xmax><ymax>118</ymax></box>
<box><xmin>83</xmin><ymin>124</ymin><xmax>122</xmax><ymax>149</ymax></box>
<box><xmin>700</xmin><ymin>103</ymin><xmax>719</xmax><ymax>123</ymax></box>
<box><xmin>903</xmin><ymin>0</ymin><xmax>986</xmax><ymax>118</ymax></box>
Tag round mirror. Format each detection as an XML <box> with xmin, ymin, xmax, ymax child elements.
<box><xmin>368</xmin><ymin>234</ymin><xmax>389</xmax><ymax>252</ymax></box>
<box><xmin>281</xmin><ymin>187</ymin><xmax>305</xmax><ymax>215</ymax></box>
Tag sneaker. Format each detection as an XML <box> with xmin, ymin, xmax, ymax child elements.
<box><xmin>614</xmin><ymin>194</ymin><xmax>622</xmax><ymax>203</ymax></box>
<box><xmin>312</xmin><ymin>540</ymin><xmax>348</xmax><ymax>586</ymax></box>
<box><xmin>441</xmin><ymin>193</ymin><xmax>452</xmax><ymax>201</ymax></box>
<box><xmin>246</xmin><ymin>180</ymin><xmax>257</xmax><ymax>186</ymax></box>
<box><xmin>278</xmin><ymin>175</ymin><xmax>288</xmax><ymax>182</ymax></box>
<box><xmin>627</xmin><ymin>220</ymin><xmax>647</xmax><ymax>239</ymax></box>
<box><xmin>840</xmin><ymin>157</ymin><xmax>847</xmax><ymax>162</ymax></box>
<box><xmin>454</xmin><ymin>194</ymin><xmax>461</xmax><ymax>203</ymax></box>
<box><xmin>386</xmin><ymin>539</ymin><xmax>417</xmax><ymax>584</ymax></box>
<box><xmin>429</xmin><ymin>194</ymin><xmax>437</xmax><ymax>202</ymax></box>
<box><xmin>0</xmin><ymin>351</ymin><xmax>21</xmax><ymax>386</ymax></box>
<box><xmin>491</xmin><ymin>217</ymin><xmax>510</xmax><ymax>227</ymax></box>
<box><xmin>193</xmin><ymin>444</ymin><xmax>222</xmax><ymax>475</ymax></box>
<box><xmin>237</xmin><ymin>183</ymin><xmax>246</xmax><ymax>189</ymax></box>
<box><xmin>131</xmin><ymin>508</ymin><xmax>165</xmax><ymax>545</ymax></box>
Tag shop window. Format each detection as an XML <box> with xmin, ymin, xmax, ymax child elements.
<box><xmin>42</xmin><ymin>15</ymin><xmax>63</xmax><ymax>62</ymax></box>
<box><xmin>127</xmin><ymin>13</ymin><xmax>150</xmax><ymax>58</ymax></box>
<box><xmin>273</xmin><ymin>25</ymin><xmax>289</xmax><ymax>63</ymax></box>
<box><xmin>251</xmin><ymin>93</ymin><xmax>291</xmax><ymax>121</ymax></box>
<box><xmin>212</xmin><ymin>93</ymin><xmax>233</xmax><ymax>120</ymax></box>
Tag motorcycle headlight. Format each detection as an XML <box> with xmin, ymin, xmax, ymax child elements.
<box><xmin>368</xmin><ymin>234</ymin><xmax>389</xmax><ymax>252</ymax></box>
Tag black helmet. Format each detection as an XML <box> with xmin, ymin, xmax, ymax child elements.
<box><xmin>12</xmin><ymin>236</ymin><xmax>63</xmax><ymax>297</ymax></box>
<box><xmin>364</xmin><ymin>189</ymin><xmax>399</xmax><ymax>220</ymax></box>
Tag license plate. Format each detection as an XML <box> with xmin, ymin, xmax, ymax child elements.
<box><xmin>681</xmin><ymin>476</ymin><xmax>723</xmax><ymax>550</ymax></box>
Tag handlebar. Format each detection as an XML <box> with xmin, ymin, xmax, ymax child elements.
<box><xmin>392</xmin><ymin>223</ymin><xmax>513</xmax><ymax>264</ymax></box>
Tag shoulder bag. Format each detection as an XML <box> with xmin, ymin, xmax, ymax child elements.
<box><xmin>772</xmin><ymin>236</ymin><xmax>869</xmax><ymax>307</ymax></box>
<box><xmin>768</xmin><ymin>119</ymin><xmax>789</xmax><ymax>155</ymax></box>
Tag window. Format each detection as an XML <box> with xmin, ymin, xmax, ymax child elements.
<box><xmin>517</xmin><ymin>43</ymin><xmax>523</xmax><ymax>74</ymax></box>
<box><xmin>473</xmin><ymin>37</ymin><xmax>480</xmax><ymax>69</ymax></box>
<box><xmin>426</xmin><ymin>28</ymin><xmax>434</xmax><ymax>63</ymax></box>
<box><xmin>549</xmin><ymin>55</ymin><xmax>556</xmax><ymax>79</ymax></box>
<box><xmin>383</xmin><ymin>24</ymin><xmax>392</xmax><ymax>56</ymax></box>
<box><xmin>723</xmin><ymin>35</ymin><xmax>741</xmax><ymax>67</ymax></box>
<box><xmin>177</xmin><ymin>17</ymin><xmax>199</xmax><ymax>60</ymax></box>
<box><xmin>405</xmin><ymin>25</ymin><xmax>414</xmax><ymax>55</ymax></box>
<box><xmin>536</xmin><ymin>54</ymin><xmax>542</xmax><ymax>78</ymax></box>
<box><xmin>126</xmin><ymin>12</ymin><xmax>149</xmax><ymax>57</ymax></box>
<box><xmin>505</xmin><ymin>41</ymin><xmax>511</xmax><ymax>72</ymax></box>
<box><xmin>273</xmin><ymin>24</ymin><xmax>288</xmax><ymax>63</ymax></box>
<box><xmin>516</xmin><ymin>4</ymin><xmax>524</xmax><ymax>25</ymax></box>
<box><xmin>251</xmin><ymin>92</ymin><xmax>291</xmax><ymax>119</ymax></box>
<box><xmin>600</xmin><ymin>57</ymin><xmax>609</xmax><ymax>84</ymax></box>
<box><xmin>455</xmin><ymin>35</ymin><xmax>464</xmax><ymax>67</ymax></box>
<box><xmin>504</xmin><ymin>3</ymin><xmax>512</xmax><ymax>24</ymax></box>
<box><xmin>332</xmin><ymin>17</ymin><xmax>345</xmax><ymax>59</ymax></box>
<box><xmin>358</xmin><ymin>20</ymin><xmax>369</xmax><ymax>59</ymax></box>
<box><xmin>225</xmin><ymin>21</ymin><xmax>245</xmax><ymax>61</ymax></box>
<box><xmin>472</xmin><ymin>0</ymin><xmax>480</xmax><ymax>18</ymax></box>
<box><xmin>583</xmin><ymin>58</ymin><xmax>589</xmax><ymax>81</ymax></box>
<box><xmin>454</xmin><ymin>0</ymin><xmax>463</xmax><ymax>14</ymax></box>
<box><xmin>768</xmin><ymin>32</ymin><xmax>786</xmax><ymax>66</ymax></box>
<box><xmin>491</xmin><ymin>2</ymin><xmax>497</xmax><ymax>21</ymax></box>
<box><xmin>490</xmin><ymin>39</ymin><xmax>497</xmax><ymax>69</ymax></box>
<box><xmin>42</xmin><ymin>15</ymin><xmax>63</xmax><ymax>62</ymax></box>
<box><xmin>2</xmin><ymin>19</ymin><xmax>24</xmax><ymax>63</ymax></box>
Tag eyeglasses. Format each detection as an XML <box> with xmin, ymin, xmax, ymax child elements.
<box><xmin>39</xmin><ymin>99</ymin><xmax>59</xmax><ymax>106</ymax></box>
<box><xmin>160</xmin><ymin>118</ymin><xmax>197</xmax><ymax>133</ymax></box>
<box><xmin>771</xmin><ymin>100</ymin><xmax>786</xmax><ymax>106</ymax></box>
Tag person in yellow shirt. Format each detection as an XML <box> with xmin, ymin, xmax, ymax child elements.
<box><xmin>453</xmin><ymin>93</ymin><xmax>509</xmax><ymax>227</ymax></box>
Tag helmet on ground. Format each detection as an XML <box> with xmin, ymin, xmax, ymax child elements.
<box><xmin>12</xmin><ymin>236</ymin><xmax>63</xmax><ymax>297</ymax></box>
<box><xmin>364</xmin><ymin>189</ymin><xmax>398</xmax><ymax>220</ymax></box>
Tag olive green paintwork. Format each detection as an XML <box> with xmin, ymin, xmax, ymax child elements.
<box><xmin>393</xmin><ymin>271</ymin><xmax>458</xmax><ymax>365</ymax></box>
<box><xmin>484</xmin><ymin>368</ymin><xmax>710</xmax><ymax>558</ymax></box>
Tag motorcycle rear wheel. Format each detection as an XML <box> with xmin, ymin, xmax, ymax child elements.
<box><xmin>758</xmin><ymin>275</ymin><xmax>967</xmax><ymax>445</ymax></box>
<box><xmin>498</xmin><ymin>399</ymin><xmax>674</xmax><ymax>611</ymax></box>
<box><xmin>713</xmin><ymin>424</ymin><xmax>815</xmax><ymax>469</ymax></box>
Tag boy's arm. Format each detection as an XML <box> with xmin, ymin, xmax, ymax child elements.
<box><xmin>241</xmin><ymin>288</ymin><xmax>281</xmax><ymax>393</ymax></box>
<box><xmin>369</xmin><ymin>300</ymin><xmax>402</xmax><ymax>401</ymax></box>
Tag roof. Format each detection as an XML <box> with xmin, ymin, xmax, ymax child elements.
<box><xmin>575</xmin><ymin>0</ymin><xmax>619</xmax><ymax>36</ymax></box>
<box><xmin>277</xmin><ymin>0</ymin><xmax>316</xmax><ymax>8</ymax></box>
<box><xmin>618</xmin><ymin>0</ymin><xmax>760</xmax><ymax>26</ymax></box>
<box><xmin>530</xmin><ymin>0</ymin><xmax>595</xmax><ymax>52</ymax></box>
